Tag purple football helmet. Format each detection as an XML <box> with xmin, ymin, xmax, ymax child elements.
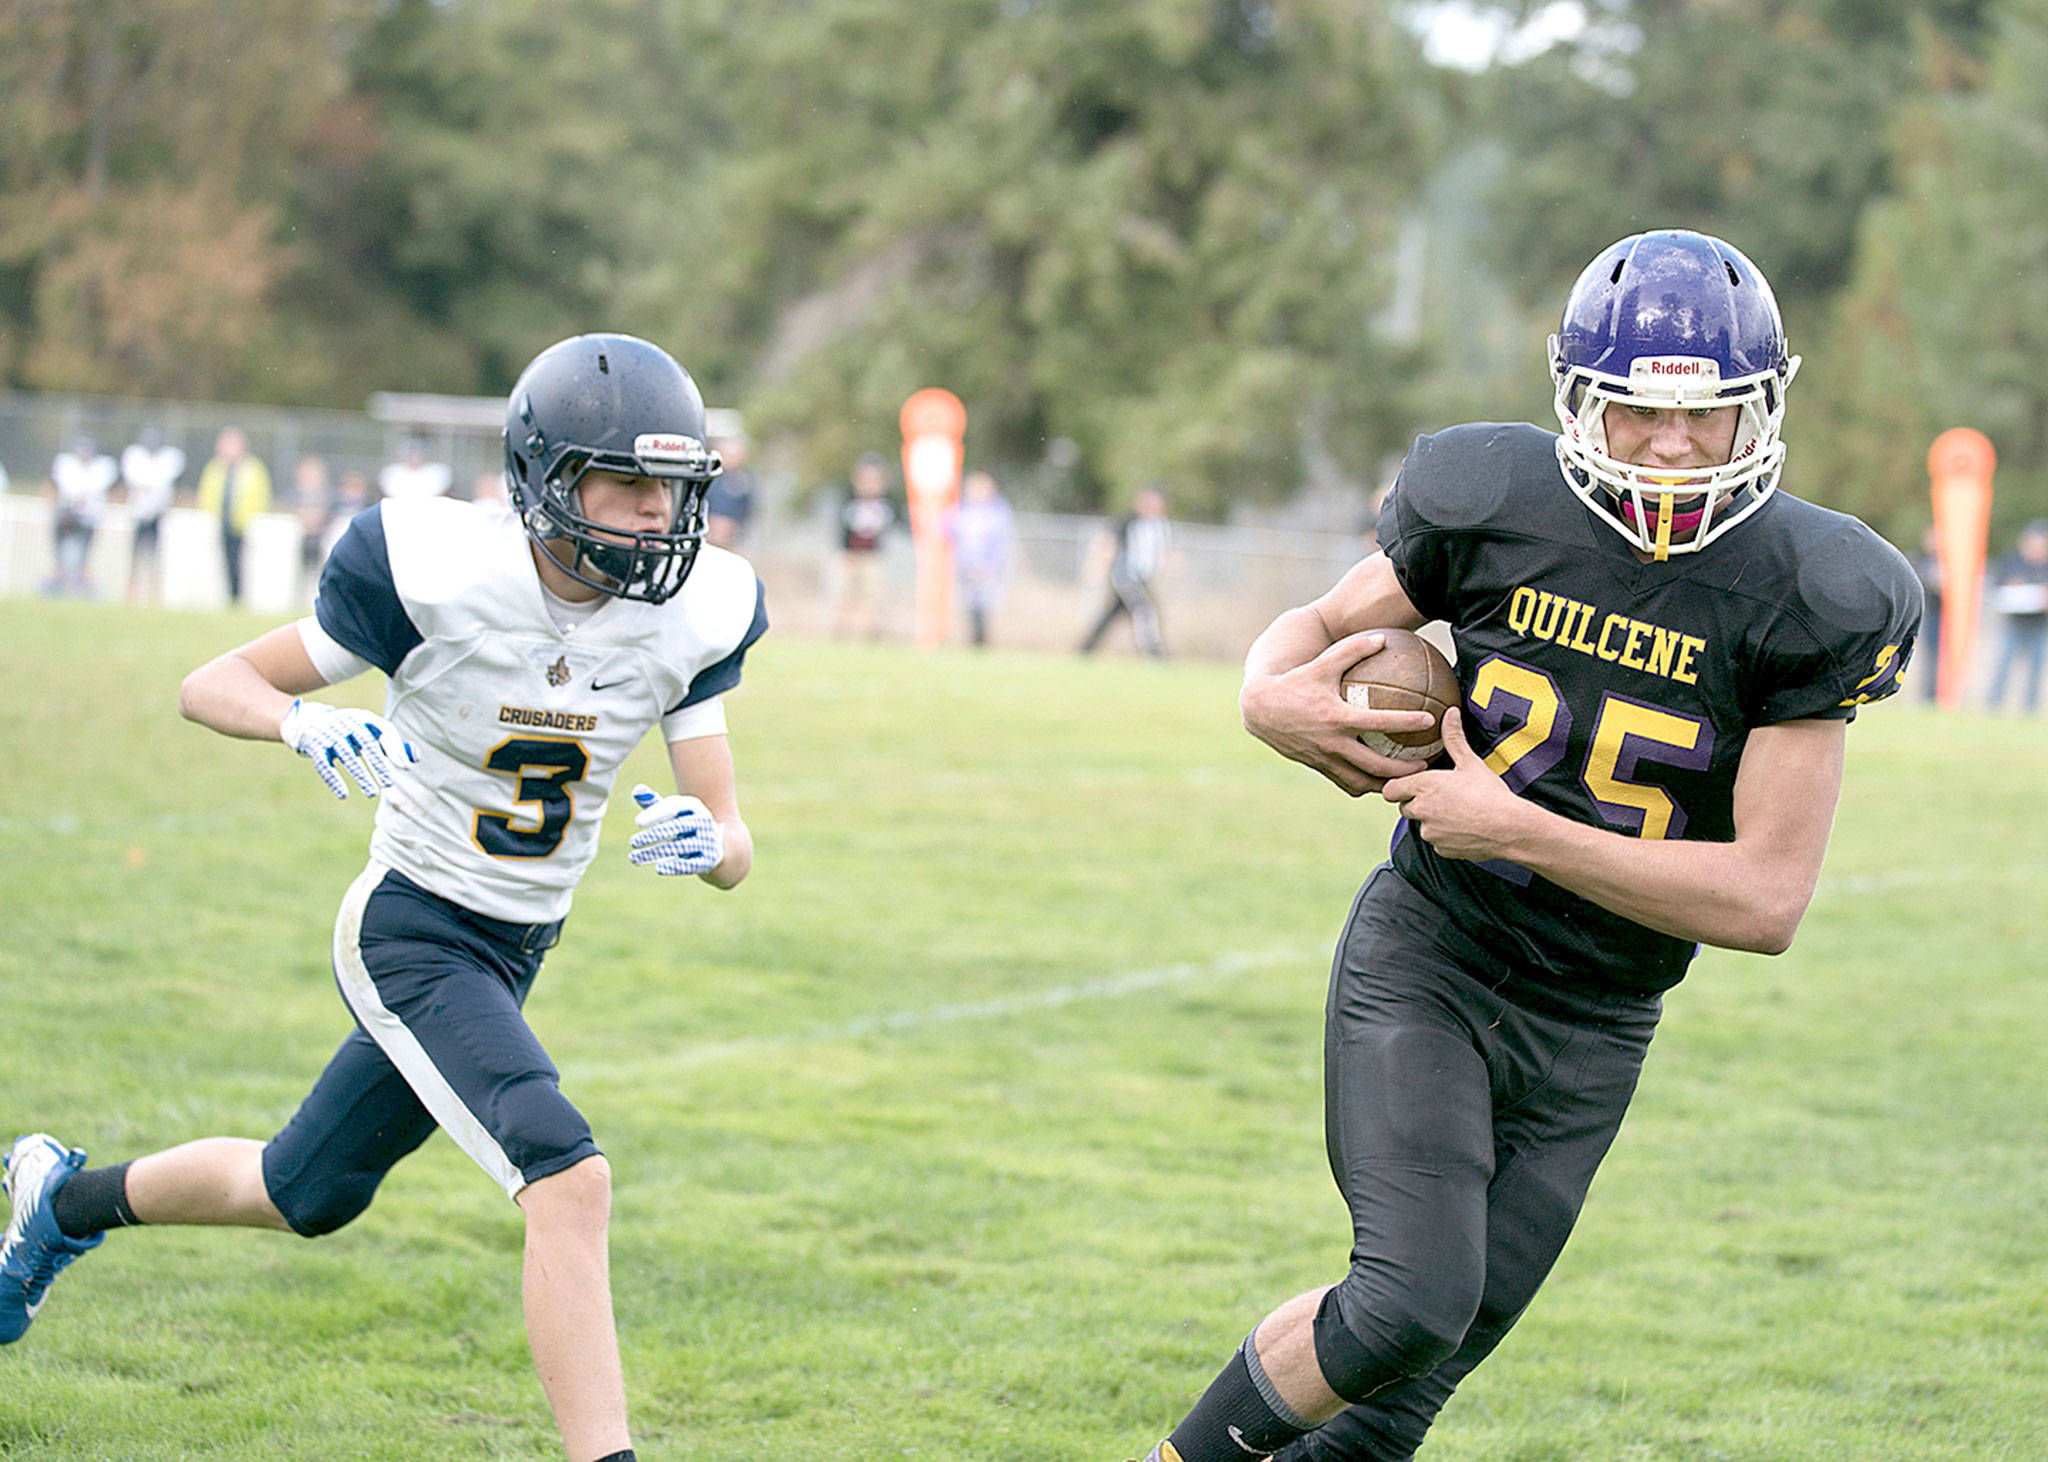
<box><xmin>1550</xmin><ymin>230</ymin><xmax>1799</xmax><ymax>558</ymax></box>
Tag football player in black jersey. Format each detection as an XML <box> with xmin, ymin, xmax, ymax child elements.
<box><xmin>1127</xmin><ymin>230</ymin><xmax>1921</xmax><ymax>1462</ymax></box>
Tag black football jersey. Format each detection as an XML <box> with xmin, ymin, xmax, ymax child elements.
<box><xmin>1377</xmin><ymin>422</ymin><xmax>1922</xmax><ymax>995</ymax></box>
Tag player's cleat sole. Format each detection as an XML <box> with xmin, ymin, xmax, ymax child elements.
<box><xmin>1</xmin><ymin>1134</ymin><xmax>103</xmax><ymax>1343</ymax></box>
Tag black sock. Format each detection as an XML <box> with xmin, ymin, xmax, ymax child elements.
<box><xmin>588</xmin><ymin>1452</ymin><xmax>635</xmax><ymax>1462</ymax></box>
<box><xmin>1165</xmin><ymin>1336</ymin><xmax>1315</xmax><ymax>1462</ymax></box>
<box><xmin>50</xmin><ymin>1162</ymin><xmax>141</xmax><ymax>1240</ymax></box>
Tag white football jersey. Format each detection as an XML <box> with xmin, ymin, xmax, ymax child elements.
<box><xmin>119</xmin><ymin>442</ymin><xmax>187</xmax><ymax>519</ymax></box>
<box><xmin>304</xmin><ymin>498</ymin><xmax>766</xmax><ymax>923</ymax></box>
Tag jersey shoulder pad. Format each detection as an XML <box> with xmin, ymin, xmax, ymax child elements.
<box><xmin>664</xmin><ymin>546</ymin><xmax>769</xmax><ymax>711</ymax></box>
<box><xmin>674</xmin><ymin>546</ymin><xmax>764</xmax><ymax>648</ymax></box>
<box><xmin>314</xmin><ymin>503</ymin><xmax>422</xmax><ymax>674</ymax></box>
<box><xmin>319</xmin><ymin>500</ymin><xmax>515</xmax><ymax>670</ymax></box>
<box><xmin>1772</xmin><ymin>498</ymin><xmax>1923</xmax><ymax>645</ymax></box>
<box><xmin>1385</xmin><ymin>422</ymin><xmax>1558</xmax><ymax>537</ymax></box>
<box><xmin>376</xmin><ymin>497</ymin><xmax>502</xmax><ymax>607</ymax></box>
<box><xmin>1380</xmin><ymin>423</ymin><xmax>1565</xmax><ymax>622</ymax></box>
<box><xmin>1755</xmin><ymin>497</ymin><xmax>1924</xmax><ymax>715</ymax></box>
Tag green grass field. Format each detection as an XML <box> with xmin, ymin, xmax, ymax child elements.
<box><xmin>2</xmin><ymin>597</ymin><xmax>2045</xmax><ymax>1461</ymax></box>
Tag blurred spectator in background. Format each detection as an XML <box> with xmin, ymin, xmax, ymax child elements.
<box><xmin>1078</xmin><ymin>484</ymin><xmax>1173</xmax><ymax>658</ymax></box>
<box><xmin>327</xmin><ymin>471</ymin><xmax>373</xmax><ymax>561</ymax></box>
<box><xmin>377</xmin><ymin>435</ymin><xmax>451</xmax><ymax>501</ymax></box>
<box><xmin>121</xmin><ymin>427</ymin><xmax>186</xmax><ymax>605</ymax></box>
<box><xmin>470</xmin><ymin>470</ymin><xmax>506</xmax><ymax>508</ymax></box>
<box><xmin>1910</xmin><ymin>524</ymin><xmax>1943</xmax><ymax>702</ymax></box>
<box><xmin>948</xmin><ymin>469</ymin><xmax>1015</xmax><ymax>648</ymax></box>
<box><xmin>705</xmin><ymin>430</ymin><xmax>756</xmax><ymax>548</ymax></box>
<box><xmin>43</xmin><ymin>433</ymin><xmax>117</xmax><ymax>597</ymax></box>
<box><xmin>294</xmin><ymin>455</ymin><xmax>335</xmax><ymax>604</ymax></box>
<box><xmin>833</xmin><ymin>451</ymin><xmax>897</xmax><ymax>639</ymax></box>
<box><xmin>1987</xmin><ymin>519</ymin><xmax>2048</xmax><ymax>713</ymax></box>
<box><xmin>195</xmin><ymin>427</ymin><xmax>272</xmax><ymax>605</ymax></box>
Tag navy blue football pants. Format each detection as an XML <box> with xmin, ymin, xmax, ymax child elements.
<box><xmin>1274</xmin><ymin>866</ymin><xmax>1660</xmax><ymax>1462</ymax></box>
<box><xmin>260</xmin><ymin>864</ymin><xmax>600</xmax><ymax>1236</ymax></box>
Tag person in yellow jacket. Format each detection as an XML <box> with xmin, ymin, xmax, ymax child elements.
<box><xmin>194</xmin><ymin>427</ymin><xmax>273</xmax><ymax>604</ymax></box>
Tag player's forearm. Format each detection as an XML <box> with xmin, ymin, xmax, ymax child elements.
<box><xmin>700</xmin><ymin>818</ymin><xmax>753</xmax><ymax>890</ymax></box>
<box><xmin>178</xmin><ymin>650</ymin><xmax>299</xmax><ymax>742</ymax></box>
<box><xmin>1241</xmin><ymin>608</ymin><xmax>1347</xmax><ymax>752</ymax></box>
<box><xmin>1243</xmin><ymin>605</ymin><xmax>1339</xmax><ymax>684</ymax></box>
<box><xmin>1493</xmin><ymin>802</ymin><xmax>1813</xmax><ymax>954</ymax></box>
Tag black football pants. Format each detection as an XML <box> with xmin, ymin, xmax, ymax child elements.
<box><xmin>1275</xmin><ymin>866</ymin><xmax>1661</xmax><ymax>1462</ymax></box>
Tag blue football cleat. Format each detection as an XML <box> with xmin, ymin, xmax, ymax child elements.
<box><xmin>1</xmin><ymin>1134</ymin><xmax>102</xmax><ymax>1343</ymax></box>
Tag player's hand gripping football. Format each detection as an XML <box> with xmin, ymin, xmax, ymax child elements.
<box><xmin>1241</xmin><ymin>630</ymin><xmax>1438</xmax><ymax>797</ymax></box>
<box><xmin>628</xmin><ymin>783</ymin><xmax>726</xmax><ymax>877</ymax></box>
<box><xmin>1379</xmin><ymin>706</ymin><xmax>1528</xmax><ymax>861</ymax></box>
<box><xmin>278</xmin><ymin>699</ymin><xmax>419</xmax><ymax>799</ymax></box>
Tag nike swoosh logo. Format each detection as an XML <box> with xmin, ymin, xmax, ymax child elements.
<box><xmin>590</xmin><ymin>677</ymin><xmax>631</xmax><ymax>692</ymax></box>
<box><xmin>1226</xmin><ymin>1426</ymin><xmax>1264</xmax><ymax>1457</ymax></box>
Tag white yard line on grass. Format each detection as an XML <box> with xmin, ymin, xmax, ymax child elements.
<box><xmin>564</xmin><ymin>864</ymin><xmax>2048</xmax><ymax>1082</ymax></box>
<box><xmin>562</xmin><ymin>944</ymin><xmax>1322</xmax><ymax>1082</ymax></box>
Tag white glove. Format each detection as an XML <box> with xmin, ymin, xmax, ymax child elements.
<box><xmin>279</xmin><ymin>699</ymin><xmax>419</xmax><ymax>799</ymax></box>
<box><xmin>627</xmin><ymin>782</ymin><xmax>725</xmax><ymax>876</ymax></box>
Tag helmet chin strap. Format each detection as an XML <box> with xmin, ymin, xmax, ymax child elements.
<box><xmin>535</xmin><ymin>532</ymin><xmax>620</xmax><ymax>597</ymax></box>
<box><xmin>574</xmin><ymin>544</ymin><xmax>626</xmax><ymax>592</ymax></box>
<box><xmin>1615</xmin><ymin>481</ymin><xmax>1705</xmax><ymax>560</ymax></box>
<box><xmin>541</xmin><ymin>481</ymin><xmax>632</xmax><ymax>595</ymax></box>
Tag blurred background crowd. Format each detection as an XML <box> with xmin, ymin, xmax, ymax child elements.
<box><xmin>2</xmin><ymin>0</ymin><xmax>2045</xmax><ymax>701</ymax></box>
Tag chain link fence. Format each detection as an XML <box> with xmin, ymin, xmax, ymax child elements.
<box><xmin>0</xmin><ymin>389</ymin><xmax>506</xmax><ymax>503</ymax></box>
<box><xmin>1</xmin><ymin>388</ymin><xmax>1369</xmax><ymax>658</ymax></box>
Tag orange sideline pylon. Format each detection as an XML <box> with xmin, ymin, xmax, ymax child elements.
<box><xmin>901</xmin><ymin>388</ymin><xmax>966</xmax><ymax>650</ymax></box>
<box><xmin>1927</xmin><ymin>428</ymin><xmax>1996</xmax><ymax>708</ymax></box>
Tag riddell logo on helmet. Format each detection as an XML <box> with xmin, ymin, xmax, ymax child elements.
<box><xmin>635</xmin><ymin>433</ymin><xmax>706</xmax><ymax>462</ymax></box>
<box><xmin>1630</xmin><ymin>357</ymin><xmax>1720</xmax><ymax>384</ymax></box>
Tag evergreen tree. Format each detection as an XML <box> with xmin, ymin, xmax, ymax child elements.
<box><xmin>699</xmin><ymin>0</ymin><xmax>1443</xmax><ymax>512</ymax></box>
<box><xmin>1816</xmin><ymin>0</ymin><xmax>2048</xmax><ymax>536</ymax></box>
<box><xmin>1462</xmin><ymin>0</ymin><xmax>1998</xmax><ymax>528</ymax></box>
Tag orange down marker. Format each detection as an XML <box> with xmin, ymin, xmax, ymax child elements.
<box><xmin>1927</xmin><ymin>427</ymin><xmax>1996</xmax><ymax>708</ymax></box>
<box><xmin>900</xmin><ymin>388</ymin><xmax>966</xmax><ymax>650</ymax></box>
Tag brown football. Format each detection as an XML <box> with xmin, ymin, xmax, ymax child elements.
<box><xmin>1339</xmin><ymin>628</ymin><xmax>1459</xmax><ymax>762</ymax></box>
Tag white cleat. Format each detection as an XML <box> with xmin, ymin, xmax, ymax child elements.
<box><xmin>0</xmin><ymin>1133</ymin><xmax>102</xmax><ymax>1343</ymax></box>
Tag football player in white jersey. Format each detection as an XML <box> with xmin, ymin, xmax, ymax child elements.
<box><xmin>2</xmin><ymin>335</ymin><xmax>766</xmax><ymax>1462</ymax></box>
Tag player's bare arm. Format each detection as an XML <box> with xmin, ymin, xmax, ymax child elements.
<box><xmin>180</xmin><ymin>622</ymin><xmax>416</xmax><ymax>800</ymax></box>
<box><xmin>666</xmin><ymin>732</ymin><xmax>753</xmax><ymax>889</ymax></box>
<box><xmin>1384</xmin><ymin>712</ymin><xmax>1844</xmax><ymax>954</ymax></box>
<box><xmin>1240</xmin><ymin>552</ymin><xmax>1437</xmax><ymax>796</ymax></box>
<box><xmin>177</xmin><ymin>622</ymin><xmax>331</xmax><ymax>740</ymax></box>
